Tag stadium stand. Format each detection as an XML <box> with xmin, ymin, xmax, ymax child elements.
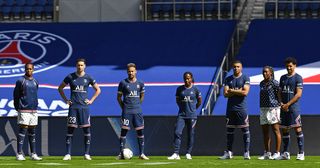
<box><xmin>0</xmin><ymin>0</ymin><xmax>53</xmax><ymax>21</ymax></box>
<box><xmin>144</xmin><ymin>0</ymin><xmax>238</xmax><ymax>20</ymax></box>
<box><xmin>265</xmin><ymin>0</ymin><xmax>320</xmax><ymax>18</ymax></box>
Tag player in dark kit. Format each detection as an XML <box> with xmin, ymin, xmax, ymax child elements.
<box><xmin>278</xmin><ymin>57</ymin><xmax>305</xmax><ymax>160</ymax></box>
<box><xmin>58</xmin><ymin>58</ymin><xmax>101</xmax><ymax>161</ymax></box>
<box><xmin>14</xmin><ymin>63</ymin><xmax>42</xmax><ymax>161</ymax></box>
<box><xmin>219</xmin><ymin>60</ymin><xmax>251</xmax><ymax>160</ymax></box>
<box><xmin>168</xmin><ymin>72</ymin><xmax>202</xmax><ymax>160</ymax></box>
<box><xmin>117</xmin><ymin>63</ymin><xmax>149</xmax><ymax>160</ymax></box>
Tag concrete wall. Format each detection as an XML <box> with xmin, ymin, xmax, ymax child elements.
<box><xmin>58</xmin><ymin>0</ymin><xmax>142</xmax><ymax>22</ymax></box>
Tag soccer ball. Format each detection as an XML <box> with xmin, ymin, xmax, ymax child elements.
<box><xmin>123</xmin><ymin>148</ymin><xmax>133</xmax><ymax>159</ymax></box>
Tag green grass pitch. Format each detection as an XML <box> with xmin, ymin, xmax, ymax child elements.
<box><xmin>0</xmin><ymin>156</ymin><xmax>319</xmax><ymax>168</ymax></box>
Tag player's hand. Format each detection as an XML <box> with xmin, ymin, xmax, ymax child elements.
<box><xmin>85</xmin><ymin>99</ymin><xmax>92</xmax><ymax>105</ymax></box>
<box><xmin>66</xmin><ymin>100</ymin><xmax>72</xmax><ymax>105</ymax></box>
<box><xmin>281</xmin><ymin>103</ymin><xmax>289</xmax><ymax>112</ymax></box>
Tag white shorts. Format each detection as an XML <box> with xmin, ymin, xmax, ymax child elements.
<box><xmin>17</xmin><ymin>112</ymin><xmax>38</xmax><ymax>126</ymax></box>
<box><xmin>260</xmin><ymin>107</ymin><xmax>280</xmax><ymax>125</ymax></box>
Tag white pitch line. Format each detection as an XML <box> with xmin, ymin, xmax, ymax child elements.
<box><xmin>92</xmin><ymin>162</ymin><xmax>131</xmax><ymax>166</ymax></box>
<box><xmin>36</xmin><ymin>163</ymin><xmax>69</xmax><ymax>166</ymax></box>
<box><xmin>138</xmin><ymin>162</ymin><xmax>176</xmax><ymax>165</ymax></box>
<box><xmin>0</xmin><ymin>163</ymin><xmax>23</xmax><ymax>166</ymax></box>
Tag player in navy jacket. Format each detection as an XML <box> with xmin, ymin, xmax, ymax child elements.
<box><xmin>13</xmin><ymin>63</ymin><xmax>42</xmax><ymax>161</ymax></box>
<box><xmin>168</xmin><ymin>72</ymin><xmax>202</xmax><ymax>160</ymax></box>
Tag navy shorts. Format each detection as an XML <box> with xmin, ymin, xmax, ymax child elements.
<box><xmin>121</xmin><ymin>113</ymin><xmax>144</xmax><ymax>130</ymax></box>
<box><xmin>67</xmin><ymin>107</ymin><xmax>90</xmax><ymax>128</ymax></box>
<box><xmin>226</xmin><ymin>110</ymin><xmax>249</xmax><ymax>128</ymax></box>
<box><xmin>280</xmin><ymin>110</ymin><xmax>302</xmax><ymax>128</ymax></box>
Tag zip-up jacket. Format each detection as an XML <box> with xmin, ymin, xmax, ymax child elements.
<box><xmin>13</xmin><ymin>76</ymin><xmax>39</xmax><ymax>112</ymax></box>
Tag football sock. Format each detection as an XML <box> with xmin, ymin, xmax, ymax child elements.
<box><xmin>17</xmin><ymin>127</ymin><xmax>27</xmax><ymax>154</ymax></box>
<box><xmin>28</xmin><ymin>127</ymin><xmax>36</xmax><ymax>154</ymax></box>
<box><xmin>137</xmin><ymin>129</ymin><xmax>145</xmax><ymax>155</ymax></box>
<box><xmin>282</xmin><ymin>132</ymin><xmax>290</xmax><ymax>152</ymax></box>
<box><xmin>66</xmin><ymin>127</ymin><xmax>75</xmax><ymax>155</ymax></box>
<box><xmin>296</xmin><ymin>131</ymin><xmax>304</xmax><ymax>154</ymax></box>
<box><xmin>120</xmin><ymin>129</ymin><xmax>128</xmax><ymax>153</ymax></box>
<box><xmin>241</xmin><ymin>127</ymin><xmax>250</xmax><ymax>152</ymax></box>
<box><xmin>83</xmin><ymin>127</ymin><xmax>91</xmax><ymax>155</ymax></box>
<box><xmin>227</xmin><ymin>128</ymin><xmax>235</xmax><ymax>152</ymax></box>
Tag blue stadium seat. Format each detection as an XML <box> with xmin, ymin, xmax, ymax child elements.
<box><xmin>12</xmin><ymin>6</ymin><xmax>24</xmax><ymax>19</ymax></box>
<box><xmin>220</xmin><ymin>2</ymin><xmax>232</xmax><ymax>18</ymax></box>
<box><xmin>265</xmin><ymin>2</ymin><xmax>275</xmax><ymax>18</ymax></box>
<box><xmin>193</xmin><ymin>0</ymin><xmax>203</xmax><ymax>19</ymax></box>
<box><xmin>26</xmin><ymin>0</ymin><xmax>36</xmax><ymax>6</ymax></box>
<box><xmin>0</xmin><ymin>0</ymin><xmax>5</xmax><ymax>6</ymax></box>
<box><xmin>162</xmin><ymin>0</ymin><xmax>173</xmax><ymax>19</ymax></box>
<box><xmin>16</xmin><ymin>0</ymin><xmax>26</xmax><ymax>6</ymax></box>
<box><xmin>23</xmin><ymin>6</ymin><xmax>33</xmax><ymax>19</ymax></box>
<box><xmin>174</xmin><ymin>0</ymin><xmax>184</xmax><ymax>19</ymax></box>
<box><xmin>204</xmin><ymin>0</ymin><xmax>218</xmax><ymax>18</ymax></box>
<box><xmin>295</xmin><ymin>3</ymin><xmax>309</xmax><ymax>18</ymax></box>
<box><xmin>38</xmin><ymin>0</ymin><xmax>47</xmax><ymax>6</ymax></box>
<box><xmin>1</xmin><ymin>6</ymin><xmax>12</xmax><ymax>20</ymax></box>
<box><xmin>4</xmin><ymin>0</ymin><xmax>15</xmax><ymax>6</ymax></box>
<box><xmin>310</xmin><ymin>2</ymin><xmax>320</xmax><ymax>17</ymax></box>
<box><xmin>149</xmin><ymin>0</ymin><xmax>161</xmax><ymax>20</ymax></box>
<box><xmin>44</xmin><ymin>5</ymin><xmax>53</xmax><ymax>19</ymax></box>
<box><xmin>47</xmin><ymin>0</ymin><xmax>53</xmax><ymax>5</ymax></box>
<box><xmin>183</xmin><ymin>0</ymin><xmax>193</xmax><ymax>18</ymax></box>
<box><xmin>34</xmin><ymin>5</ymin><xmax>44</xmax><ymax>19</ymax></box>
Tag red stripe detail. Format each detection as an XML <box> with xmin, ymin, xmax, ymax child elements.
<box><xmin>304</xmin><ymin>74</ymin><xmax>320</xmax><ymax>82</ymax></box>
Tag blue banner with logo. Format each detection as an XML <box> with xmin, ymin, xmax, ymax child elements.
<box><xmin>0</xmin><ymin>21</ymin><xmax>236</xmax><ymax>116</ymax></box>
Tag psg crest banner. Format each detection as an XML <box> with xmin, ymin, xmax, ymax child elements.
<box><xmin>0</xmin><ymin>21</ymin><xmax>236</xmax><ymax>116</ymax></box>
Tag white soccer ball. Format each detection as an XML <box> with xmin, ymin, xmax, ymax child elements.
<box><xmin>123</xmin><ymin>148</ymin><xmax>133</xmax><ymax>159</ymax></box>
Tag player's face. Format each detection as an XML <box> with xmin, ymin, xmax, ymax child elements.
<box><xmin>127</xmin><ymin>67</ymin><xmax>137</xmax><ymax>80</ymax></box>
<box><xmin>184</xmin><ymin>74</ymin><xmax>193</xmax><ymax>87</ymax></box>
<box><xmin>25</xmin><ymin>64</ymin><xmax>34</xmax><ymax>77</ymax></box>
<box><xmin>286</xmin><ymin>62</ymin><xmax>296</xmax><ymax>75</ymax></box>
<box><xmin>233</xmin><ymin>63</ymin><xmax>242</xmax><ymax>76</ymax></box>
<box><xmin>263</xmin><ymin>68</ymin><xmax>272</xmax><ymax>80</ymax></box>
<box><xmin>76</xmin><ymin>61</ymin><xmax>86</xmax><ymax>73</ymax></box>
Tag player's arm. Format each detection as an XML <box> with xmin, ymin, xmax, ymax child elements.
<box><xmin>140</xmin><ymin>92</ymin><xmax>145</xmax><ymax>103</ymax></box>
<box><xmin>86</xmin><ymin>83</ymin><xmax>101</xmax><ymax>105</ymax></box>
<box><xmin>117</xmin><ymin>92</ymin><xmax>124</xmax><ymax>109</ymax></box>
<box><xmin>224</xmin><ymin>85</ymin><xmax>233</xmax><ymax>98</ymax></box>
<box><xmin>229</xmin><ymin>84</ymin><xmax>250</xmax><ymax>96</ymax></box>
<box><xmin>277</xmin><ymin>87</ymin><xmax>283</xmax><ymax>106</ymax></box>
<box><xmin>58</xmin><ymin>82</ymin><xmax>72</xmax><ymax>105</ymax></box>
<box><xmin>196</xmin><ymin>96</ymin><xmax>202</xmax><ymax>109</ymax></box>
<box><xmin>13</xmin><ymin>80</ymin><xmax>21</xmax><ymax>111</ymax></box>
<box><xmin>281</xmin><ymin>87</ymin><xmax>302</xmax><ymax>111</ymax></box>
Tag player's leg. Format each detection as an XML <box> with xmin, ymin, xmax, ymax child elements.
<box><xmin>133</xmin><ymin>113</ymin><xmax>149</xmax><ymax>160</ymax></box>
<box><xmin>239</xmin><ymin>112</ymin><xmax>250</xmax><ymax>160</ymax></box>
<box><xmin>186</xmin><ymin>118</ymin><xmax>196</xmax><ymax>159</ymax></box>
<box><xmin>293</xmin><ymin>114</ymin><xmax>304</xmax><ymax>160</ymax></box>
<box><xmin>168</xmin><ymin>117</ymin><xmax>184</xmax><ymax>160</ymax></box>
<box><xmin>219</xmin><ymin>112</ymin><xmax>235</xmax><ymax>160</ymax></box>
<box><xmin>259</xmin><ymin>107</ymin><xmax>271</xmax><ymax>159</ymax></box>
<box><xmin>63</xmin><ymin>108</ymin><xmax>77</xmax><ymax>160</ymax></box>
<box><xmin>16</xmin><ymin>112</ymin><xmax>29</xmax><ymax>160</ymax></box>
<box><xmin>28</xmin><ymin>124</ymin><xmax>42</xmax><ymax>160</ymax></box>
<box><xmin>118</xmin><ymin>114</ymin><xmax>130</xmax><ymax>159</ymax></box>
<box><xmin>271</xmin><ymin>123</ymin><xmax>281</xmax><ymax>158</ymax></box>
<box><xmin>79</xmin><ymin>108</ymin><xmax>91</xmax><ymax>160</ymax></box>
